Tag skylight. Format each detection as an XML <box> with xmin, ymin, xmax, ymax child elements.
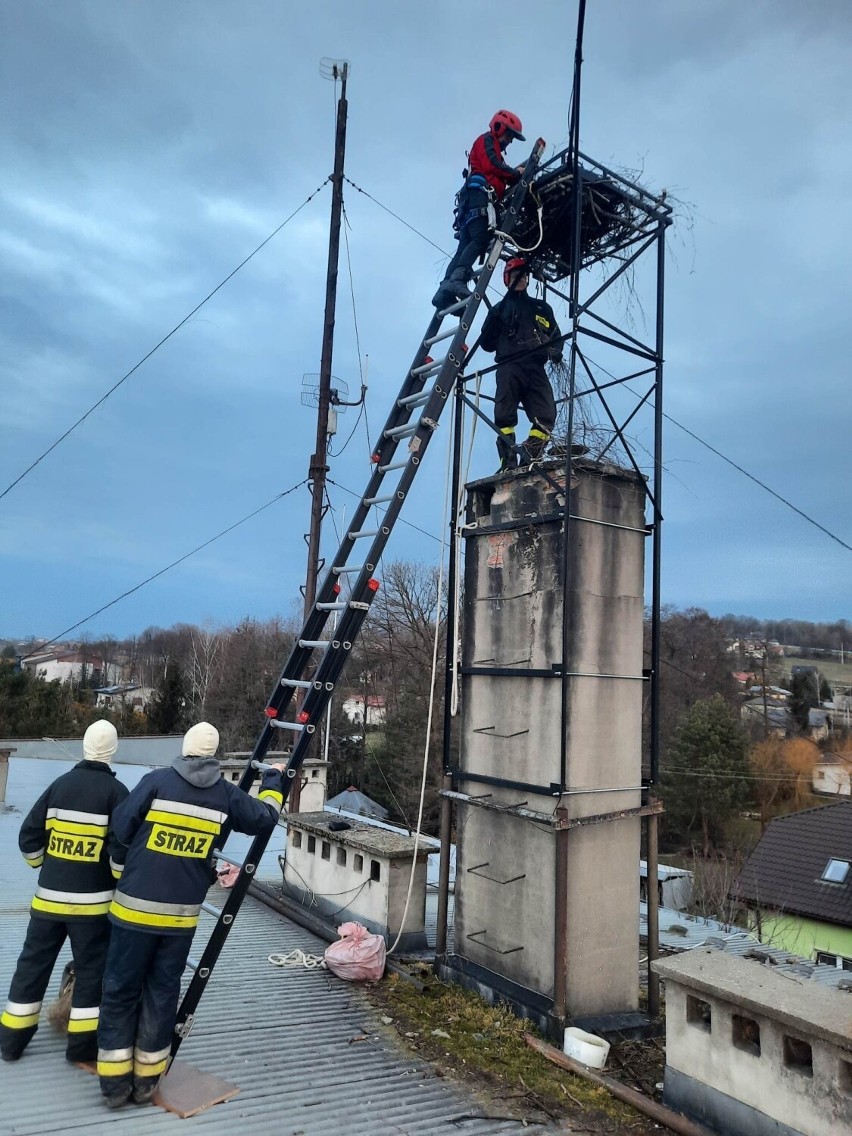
<box><xmin>821</xmin><ymin>859</ymin><xmax>850</xmax><ymax>884</ymax></box>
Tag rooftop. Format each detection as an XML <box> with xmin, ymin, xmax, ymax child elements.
<box><xmin>1</xmin><ymin>756</ymin><xmax>541</xmax><ymax>1135</ymax></box>
<box><xmin>732</xmin><ymin>800</ymin><xmax>852</xmax><ymax>927</ymax></box>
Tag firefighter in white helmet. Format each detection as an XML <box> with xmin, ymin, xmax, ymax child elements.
<box><xmin>1</xmin><ymin>720</ymin><xmax>128</xmax><ymax>1064</ymax></box>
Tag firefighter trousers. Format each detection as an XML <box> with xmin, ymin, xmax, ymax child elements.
<box><xmin>494</xmin><ymin>361</ymin><xmax>557</xmax><ymax>436</ymax></box>
<box><xmin>0</xmin><ymin>914</ymin><xmax>111</xmax><ymax>1062</ymax></box>
<box><xmin>97</xmin><ymin>924</ymin><xmax>192</xmax><ymax>1102</ymax></box>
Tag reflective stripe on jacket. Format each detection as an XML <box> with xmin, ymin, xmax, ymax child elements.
<box><xmin>109</xmin><ymin>764</ymin><xmax>284</xmax><ymax>934</ymax></box>
<box><xmin>19</xmin><ymin>761</ymin><xmax>129</xmax><ymax>920</ymax></box>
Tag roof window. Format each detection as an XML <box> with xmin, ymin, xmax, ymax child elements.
<box><xmin>821</xmin><ymin>859</ymin><xmax>850</xmax><ymax>884</ymax></box>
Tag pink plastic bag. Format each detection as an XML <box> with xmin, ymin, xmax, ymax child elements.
<box><xmin>324</xmin><ymin>921</ymin><xmax>386</xmax><ymax>981</ymax></box>
<box><xmin>216</xmin><ymin>861</ymin><xmax>240</xmax><ymax>888</ymax></box>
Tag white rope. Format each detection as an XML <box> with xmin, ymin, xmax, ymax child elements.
<box><xmin>387</xmin><ymin>413</ymin><xmax>454</xmax><ymax>956</ymax></box>
<box><xmin>268</xmin><ymin>949</ymin><xmax>327</xmax><ymax>969</ymax></box>
<box><xmin>449</xmin><ymin>370</ymin><xmax>481</xmax><ymax>717</ymax></box>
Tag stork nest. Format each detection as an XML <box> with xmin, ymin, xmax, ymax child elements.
<box><xmin>511</xmin><ymin>162</ymin><xmax>650</xmax><ymax>283</ymax></box>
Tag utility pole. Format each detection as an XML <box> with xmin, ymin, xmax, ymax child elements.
<box><xmin>304</xmin><ymin>60</ymin><xmax>349</xmax><ymax>622</ymax></box>
<box><xmin>292</xmin><ymin>60</ymin><xmax>349</xmax><ymax>814</ymax></box>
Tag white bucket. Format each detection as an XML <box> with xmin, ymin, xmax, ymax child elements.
<box><xmin>562</xmin><ymin>1026</ymin><xmax>611</xmax><ymax>1070</ymax></box>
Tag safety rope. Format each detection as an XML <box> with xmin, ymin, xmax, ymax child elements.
<box><xmin>268</xmin><ymin>949</ymin><xmax>327</xmax><ymax>969</ymax></box>
<box><xmin>387</xmin><ymin>408</ymin><xmax>455</xmax><ymax>955</ymax></box>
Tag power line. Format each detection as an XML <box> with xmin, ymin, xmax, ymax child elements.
<box><xmin>327</xmin><ymin>477</ymin><xmax>441</xmax><ymax>544</ymax></box>
<box><xmin>581</xmin><ymin>351</ymin><xmax>852</xmax><ymax>554</ymax></box>
<box><xmin>1</xmin><ymin>182</ymin><xmax>330</xmax><ymax>505</ymax></box>
<box><xmin>343</xmin><ymin>176</ymin><xmax>450</xmax><ymax>257</ymax></box>
<box><xmin>661</xmin><ymin>411</ymin><xmax>852</xmax><ymax>553</ymax></box>
<box><xmin>26</xmin><ymin>479</ymin><xmax>308</xmax><ymax>657</ymax></box>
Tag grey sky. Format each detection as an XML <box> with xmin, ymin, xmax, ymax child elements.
<box><xmin>1</xmin><ymin>0</ymin><xmax>849</xmax><ymax>641</ymax></box>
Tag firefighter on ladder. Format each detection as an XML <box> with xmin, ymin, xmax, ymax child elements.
<box><xmin>480</xmin><ymin>257</ymin><xmax>563</xmax><ymax>471</ymax></box>
<box><xmin>1</xmin><ymin>720</ymin><xmax>129</xmax><ymax>1065</ymax></box>
<box><xmin>432</xmin><ymin>110</ymin><xmax>526</xmax><ymax>310</ymax></box>
<box><xmin>96</xmin><ymin>721</ymin><xmax>287</xmax><ymax>1109</ymax></box>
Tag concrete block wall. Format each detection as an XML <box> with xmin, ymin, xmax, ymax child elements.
<box><xmin>655</xmin><ymin>950</ymin><xmax>852</xmax><ymax>1136</ymax></box>
<box><xmin>282</xmin><ymin>812</ymin><xmax>429</xmax><ymax>950</ymax></box>
<box><xmin>454</xmin><ymin>462</ymin><xmax>646</xmax><ymax>1018</ymax></box>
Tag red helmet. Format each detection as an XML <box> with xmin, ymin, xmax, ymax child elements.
<box><xmin>490</xmin><ymin>110</ymin><xmax>525</xmax><ymax>143</ymax></box>
<box><xmin>503</xmin><ymin>257</ymin><xmax>529</xmax><ymax>287</ymax></box>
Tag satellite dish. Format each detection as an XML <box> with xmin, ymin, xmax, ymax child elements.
<box><xmin>301</xmin><ymin>374</ymin><xmax>350</xmax><ymax>412</ymax></box>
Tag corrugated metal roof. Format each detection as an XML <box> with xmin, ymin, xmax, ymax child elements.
<box><xmin>0</xmin><ymin>757</ymin><xmax>546</xmax><ymax>1135</ymax></box>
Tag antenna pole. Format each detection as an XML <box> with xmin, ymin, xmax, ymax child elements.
<box><xmin>295</xmin><ymin>62</ymin><xmax>348</xmax><ymax>812</ymax></box>
<box><xmin>304</xmin><ymin>63</ymin><xmax>349</xmax><ymax>623</ymax></box>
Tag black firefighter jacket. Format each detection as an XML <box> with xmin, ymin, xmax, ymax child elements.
<box><xmin>19</xmin><ymin>759</ymin><xmax>129</xmax><ymax>920</ymax></box>
<box><xmin>108</xmin><ymin>757</ymin><xmax>285</xmax><ymax>935</ymax></box>
<box><xmin>480</xmin><ymin>290</ymin><xmax>562</xmax><ymax>368</ymax></box>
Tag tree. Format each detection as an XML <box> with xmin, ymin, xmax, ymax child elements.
<box><xmin>789</xmin><ymin>670</ymin><xmax>820</xmax><ymax>732</ymax></box>
<box><xmin>147</xmin><ymin>660</ymin><xmax>187</xmax><ymax>734</ymax></box>
<box><xmin>659</xmin><ymin>694</ymin><xmax>752</xmax><ymax>857</ymax></box>
<box><xmin>645</xmin><ymin>606</ymin><xmax>738</xmax><ymax>770</ymax></box>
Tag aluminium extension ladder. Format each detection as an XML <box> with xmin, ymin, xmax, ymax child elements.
<box><xmin>171</xmin><ymin>138</ymin><xmax>546</xmax><ymax>1055</ymax></box>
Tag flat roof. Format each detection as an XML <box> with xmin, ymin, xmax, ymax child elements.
<box><xmin>653</xmin><ymin>949</ymin><xmax>852</xmax><ymax>1052</ymax></box>
<box><xmin>287</xmin><ymin>811</ymin><xmax>431</xmax><ymax>859</ymax></box>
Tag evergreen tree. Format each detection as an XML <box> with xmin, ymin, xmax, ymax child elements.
<box><xmin>148</xmin><ymin>660</ymin><xmax>187</xmax><ymax>734</ymax></box>
<box><xmin>660</xmin><ymin>694</ymin><xmax>752</xmax><ymax>857</ymax></box>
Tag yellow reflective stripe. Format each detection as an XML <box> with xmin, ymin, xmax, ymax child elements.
<box><xmin>134</xmin><ymin>1057</ymin><xmax>169</xmax><ymax>1076</ymax></box>
<box><xmin>110</xmin><ymin>900</ymin><xmax>199</xmax><ymax>930</ymax></box>
<box><xmin>67</xmin><ymin>1017</ymin><xmax>98</xmax><ymax>1033</ymax></box>
<box><xmin>32</xmin><ymin>897</ymin><xmax>111</xmax><ymax>916</ymax></box>
<box><xmin>22</xmin><ymin>851</ymin><xmax>44</xmax><ymax>868</ymax></box>
<box><xmin>98</xmin><ymin>1059</ymin><xmax>133</xmax><ymax>1077</ymax></box>
<box><xmin>258</xmin><ymin>789</ymin><xmax>283</xmax><ymax>808</ymax></box>
<box><xmin>45</xmin><ymin>818</ymin><xmax>107</xmax><ymax>837</ymax></box>
<box><xmin>1</xmin><ymin>1010</ymin><xmax>40</xmax><ymax>1029</ymax></box>
<box><xmin>528</xmin><ymin>428</ymin><xmax>549</xmax><ymax>440</ymax></box>
<box><xmin>499</xmin><ymin>426</ymin><xmax>516</xmax><ymax>436</ymax></box>
<box><xmin>145</xmin><ymin>809</ymin><xmax>221</xmax><ymax>834</ymax></box>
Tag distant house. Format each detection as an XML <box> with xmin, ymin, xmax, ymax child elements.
<box><xmin>94</xmin><ymin>683</ymin><xmax>154</xmax><ymax>712</ymax></box>
<box><xmin>740</xmin><ymin>699</ymin><xmax>791</xmax><ymax>737</ymax></box>
<box><xmin>639</xmin><ymin>860</ymin><xmax>693</xmax><ymax>911</ymax></box>
<box><xmin>341</xmin><ymin>693</ymin><xmax>387</xmax><ymax>727</ymax></box>
<box><xmin>812</xmin><ymin>752</ymin><xmax>852</xmax><ymax>798</ymax></box>
<box><xmin>731</xmin><ymin>800</ymin><xmax>852</xmax><ymax>970</ymax></box>
<box><xmin>23</xmin><ymin>650</ymin><xmax>124</xmax><ymax>687</ymax></box>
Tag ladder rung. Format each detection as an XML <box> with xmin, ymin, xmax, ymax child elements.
<box><xmin>349</xmin><ymin>529</ymin><xmax>378</xmax><ymax>539</ymax></box>
<box><xmin>398</xmin><ymin>390</ymin><xmax>430</xmax><ymax>409</ymax></box>
<box><xmin>332</xmin><ymin>564</ymin><xmax>364</xmax><ymax>574</ymax></box>
<box><xmin>186</xmin><ymin>956</ymin><xmax>199</xmax><ymax>972</ymax></box>
<box><xmin>201</xmin><ymin>901</ymin><xmax>221</xmax><ymax>918</ymax></box>
<box><xmin>379</xmin><ymin>461</ymin><xmax>407</xmax><ymax>473</ymax></box>
<box><xmin>269</xmin><ymin>720</ymin><xmax>305</xmax><ymax>732</ymax></box>
<box><xmin>316</xmin><ymin>601</ymin><xmax>347</xmax><ymax>610</ymax></box>
<box><xmin>281</xmin><ymin>677</ymin><xmax>312</xmax><ymax>689</ymax></box>
<box><xmin>425</xmin><ymin>324</ymin><xmax>459</xmax><ymax>347</ymax></box>
<box><xmin>411</xmin><ymin>357</ymin><xmax>444</xmax><ymax>376</ymax></box>
<box><xmin>364</xmin><ymin>494</ymin><xmax>393</xmax><ymax>505</ymax></box>
<box><xmin>438</xmin><ymin>297</ymin><xmax>469</xmax><ymax>316</ymax></box>
<box><xmin>384</xmin><ymin>423</ymin><xmax>417</xmax><ymax>439</ymax></box>
<box><xmin>298</xmin><ymin>639</ymin><xmax>329</xmax><ymax>649</ymax></box>
<box><xmin>213</xmin><ymin>848</ymin><xmax>244</xmax><ymax>866</ymax></box>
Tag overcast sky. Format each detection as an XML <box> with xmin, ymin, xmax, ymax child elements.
<box><xmin>1</xmin><ymin>0</ymin><xmax>850</xmax><ymax>644</ymax></box>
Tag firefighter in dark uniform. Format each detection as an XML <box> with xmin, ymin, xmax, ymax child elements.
<box><xmin>0</xmin><ymin>720</ymin><xmax>128</xmax><ymax>1064</ymax></box>
<box><xmin>432</xmin><ymin>110</ymin><xmax>526</xmax><ymax>309</ymax></box>
<box><xmin>480</xmin><ymin>257</ymin><xmax>563</xmax><ymax>471</ymax></box>
<box><xmin>96</xmin><ymin>721</ymin><xmax>287</xmax><ymax>1109</ymax></box>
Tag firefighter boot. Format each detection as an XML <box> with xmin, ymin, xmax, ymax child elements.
<box><xmin>518</xmin><ymin>431</ymin><xmax>549</xmax><ymax>466</ymax></box>
<box><xmin>432</xmin><ymin>268</ymin><xmax>471</xmax><ymax>309</ymax></box>
<box><xmin>496</xmin><ymin>432</ymin><xmax>518</xmax><ymax>473</ymax></box>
